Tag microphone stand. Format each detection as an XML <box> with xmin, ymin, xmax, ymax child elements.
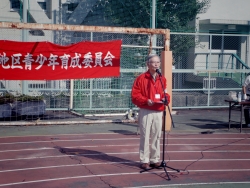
<box><xmin>157</xmin><ymin>70</ymin><xmax>180</xmax><ymax>180</ymax></box>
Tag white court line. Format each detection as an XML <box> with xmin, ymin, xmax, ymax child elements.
<box><xmin>0</xmin><ymin>133</ymin><xmax>119</xmax><ymax>139</ymax></box>
<box><xmin>1</xmin><ymin>159</ymin><xmax>250</xmax><ymax>173</ymax></box>
<box><xmin>1</xmin><ymin>169</ymin><xmax>250</xmax><ymax>187</ymax></box>
<box><xmin>0</xmin><ymin>132</ymin><xmax>248</xmax><ymax>139</ymax></box>
<box><xmin>1</xmin><ymin>150</ymin><xmax>250</xmax><ymax>162</ymax></box>
<box><xmin>1</xmin><ymin>143</ymin><xmax>250</xmax><ymax>153</ymax></box>
<box><xmin>0</xmin><ymin>137</ymin><xmax>249</xmax><ymax>145</ymax></box>
<box><xmin>0</xmin><ymin>161</ymin><xmax>138</xmax><ymax>173</ymax></box>
<box><xmin>0</xmin><ymin>138</ymin><xmax>140</xmax><ymax>145</ymax></box>
<box><xmin>0</xmin><ymin>144</ymin><xmax>139</xmax><ymax>153</ymax></box>
<box><xmin>125</xmin><ymin>181</ymin><xmax>250</xmax><ymax>188</ymax></box>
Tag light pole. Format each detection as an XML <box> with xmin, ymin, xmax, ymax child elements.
<box><xmin>22</xmin><ymin>0</ymin><xmax>28</xmax><ymax>42</ymax></box>
<box><xmin>151</xmin><ymin>0</ymin><xmax>157</xmax><ymax>54</ymax></box>
<box><xmin>22</xmin><ymin>0</ymin><xmax>28</xmax><ymax>95</ymax></box>
<box><xmin>152</xmin><ymin>0</ymin><xmax>156</xmax><ymax>29</ymax></box>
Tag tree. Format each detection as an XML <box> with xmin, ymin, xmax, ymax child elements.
<box><xmin>95</xmin><ymin>0</ymin><xmax>211</xmax><ymax>68</ymax></box>
<box><xmin>97</xmin><ymin>0</ymin><xmax>210</xmax><ymax>57</ymax></box>
<box><xmin>101</xmin><ymin>0</ymin><xmax>210</xmax><ymax>31</ymax></box>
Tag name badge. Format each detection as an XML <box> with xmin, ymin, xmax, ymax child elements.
<box><xmin>155</xmin><ymin>94</ymin><xmax>160</xmax><ymax>99</ymax></box>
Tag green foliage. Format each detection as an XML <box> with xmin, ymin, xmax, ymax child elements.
<box><xmin>157</xmin><ymin>0</ymin><xmax>210</xmax><ymax>31</ymax></box>
<box><xmin>0</xmin><ymin>93</ymin><xmax>43</xmax><ymax>105</ymax></box>
<box><xmin>15</xmin><ymin>95</ymin><xmax>44</xmax><ymax>102</ymax></box>
<box><xmin>0</xmin><ymin>93</ymin><xmax>15</xmax><ymax>105</ymax></box>
<box><xmin>171</xmin><ymin>34</ymin><xmax>195</xmax><ymax>53</ymax></box>
<box><xmin>98</xmin><ymin>0</ymin><xmax>210</xmax><ymax>54</ymax></box>
<box><xmin>101</xmin><ymin>0</ymin><xmax>210</xmax><ymax>31</ymax></box>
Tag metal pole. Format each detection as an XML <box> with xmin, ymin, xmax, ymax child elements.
<box><xmin>221</xmin><ymin>30</ymin><xmax>225</xmax><ymax>70</ymax></box>
<box><xmin>209</xmin><ymin>34</ymin><xmax>212</xmax><ymax>69</ymax></box>
<box><xmin>60</xmin><ymin>0</ymin><xmax>63</xmax><ymax>45</ymax></box>
<box><xmin>22</xmin><ymin>0</ymin><xmax>28</xmax><ymax>41</ymax></box>
<box><xmin>69</xmin><ymin>79</ymin><xmax>74</xmax><ymax>110</ymax></box>
<box><xmin>152</xmin><ymin>0</ymin><xmax>156</xmax><ymax>29</ymax></box>
<box><xmin>22</xmin><ymin>0</ymin><xmax>28</xmax><ymax>95</ymax></box>
<box><xmin>151</xmin><ymin>0</ymin><xmax>157</xmax><ymax>54</ymax></box>
<box><xmin>90</xmin><ymin>32</ymin><xmax>93</xmax><ymax>109</ymax></box>
<box><xmin>0</xmin><ymin>22</ymin><xmax>170</xmax><ymax>35</ymax></box>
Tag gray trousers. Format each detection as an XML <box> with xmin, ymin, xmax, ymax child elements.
<box><xmin>138</xmin><ymin>108</ymin><xmax>163</xmax><ymax>164</ymax></box>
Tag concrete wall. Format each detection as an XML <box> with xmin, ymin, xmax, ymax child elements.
<box><xmin>193</xmin><ymin>0</ymin><xmax>250</xmax><ymax>69</ymax></box>
<box><xmin>198</xmin><ymin>0</ymin><xmax>250</xmax><ymax>21</ymax></box>
<box><xmin>0</xmin><ymin>0</ymin><xmax>20</xmax><ymax>22</ymax></box>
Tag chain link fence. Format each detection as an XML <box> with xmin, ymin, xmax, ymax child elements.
<box><xmin>0</xmin><ymin>23</ymin><xmax>249</xmax><ymax>123</ymax></box>
<box><xmin>172</xmin><ymin>32</ymin><xmax>249</xmax><ymax>109</ymax></box>
<box><xmin>0</xmin><ymin>23</ymin><xmax>165</xmax><ymax>123</ymax></box>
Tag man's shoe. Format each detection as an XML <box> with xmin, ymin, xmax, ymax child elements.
<box><xmin>140</xmin><ymin>163</ymin><xmax>151</xmax><ymax>170</ymax></box>
<box><xmin>150</xmin><ymin>162</ymin><xmax>162</xmax><ymax>169</ymax></box>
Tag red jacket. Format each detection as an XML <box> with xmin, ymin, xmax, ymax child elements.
<box><xmin>131</xmin><ymin>70</ymin><xmax>170</xmax><ymax>111</ymax></box>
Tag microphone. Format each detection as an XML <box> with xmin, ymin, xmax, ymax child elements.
<box><xmin>156</xmin><ymin>69</ymin><xmax>162</xmax><ymax>76</ymax></box>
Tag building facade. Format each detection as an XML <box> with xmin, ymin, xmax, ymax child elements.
<box><xmin>195</xmin><ymin>0</ymin><xmax>250</xmax><ymax>68</ymax></box>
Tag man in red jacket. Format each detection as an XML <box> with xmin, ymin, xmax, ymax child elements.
<box><xmin>131</xmin><ymin>54</ymin><xmax>170</xmax><ymax>170</ymax></box>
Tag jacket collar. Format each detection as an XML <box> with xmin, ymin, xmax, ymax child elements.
<box><xmin>145</xmin><ymin>70</ymin><xmax>159</xmax><ymax>80</ymax></box>
<box><xmin>145</xmin><ymin>70</ymin><xmax>151</xmax><ymax>78</ymax></box>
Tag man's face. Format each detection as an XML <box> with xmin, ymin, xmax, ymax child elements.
<box><xmin>147</xmin><ymin>56</ymin><xmax>161</xmax><ymax>72</ymax></box>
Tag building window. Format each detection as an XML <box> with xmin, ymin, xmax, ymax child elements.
<box><xmin>28</xmin><ymin>83</ymin><xmax>46</xmax><ymax>89</ymax></box>
<box><xmin>38</xmin><ymin>2</ymin><xmax>46</xmax><ymax>11</ymax></box>
<box><xmin>209</xmin><ymin>31</ymin><xmax>240</xmax><ymax>50</ymax></box>
<box><xmin>68</xmin><ymin>3</ymin><xmax>78</xmax><ymax>12</ymax></box>
<box><xmin>10</xmin><ymin>0</ymin><xmax>20</xmax><ymax>10</ymax></box>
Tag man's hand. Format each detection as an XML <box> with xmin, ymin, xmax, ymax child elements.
<box><xmin>147</xmin><ymin>99</ymin><xmax>154</xmax><ymax>106</ymax></box>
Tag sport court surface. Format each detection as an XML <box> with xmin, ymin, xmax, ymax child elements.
<box><xmin>0</xmin><ymin>109</ymin><xmax>250</xmax><ymax>188</ymax></box>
